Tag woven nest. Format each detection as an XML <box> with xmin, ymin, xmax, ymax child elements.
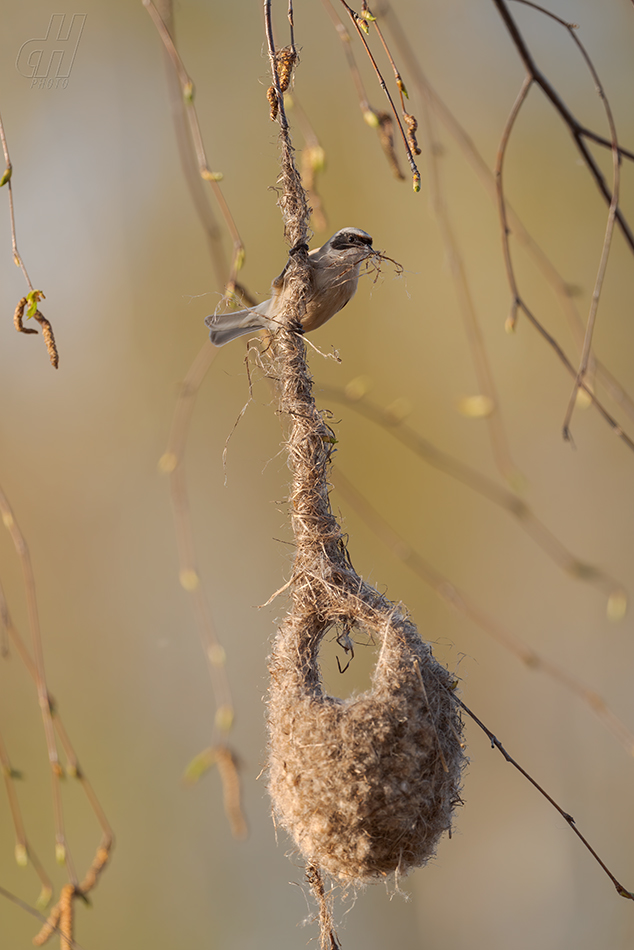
<box><xmin>257</xmin><ymin>104</ymin><xmax>465</xmax><ymax>890</ymax></box>
<box><xmin>268</xmin><ymin>605</ymin><xmax>465</xmax><ymax>884</ymax></box>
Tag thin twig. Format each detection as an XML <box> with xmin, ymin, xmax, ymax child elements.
<box><xmin>288</xmin><ymin>0</ymin><xmax>296</xmax><ymax>51</ymax></box>
<box><xmin>417</xmin><ymin>76</ymin><xmax>522</xmax><ymax>484</ymax></box>
<box><xmin>372</xmin><ymin>2</ymin><xmax>634</xmax><ymax>452</ymax></box>
<box><xmin>361</xmin><ymin>1</ymin><xmax>422</xmax><ymax>163</ymax></box>
<box><xmin>491</xmin><ymin>0</ymin><xmax>634</xmax><ymax>252</ymax></box>
<box><xmin>151</xmin><ymin>0</ymin><xmax>228</xmax><ymax>288</ymax></box>
<box><xmin>0</xmin><ymin>727</ymin><xmax>53</xmax><ymax>901</ymax></box>
<box><xmin>320</xmin><ymin>384</ymin><xmax>625</xmax><ymax>607</ymax></box>
<box><xmin>365</xmin><ymin>4</ymin><xmax>408</xmax><ymax>110</ymax></box>
<box><xmin>378</xmin><ymin>1</ymin><xmax>634</xmax><ymax>427</ymax></box>
<box><xmin>0</xmin><ymin>110</ymin><xmax>33</xmax><ymax>290</ymax></box>
<box><xmin>496</xmin><ymin>0</ymin><xmax>623</xmax><ymax>442</ymax></box>
<box><xmin>320</xmin><ymin>0</ymin><xmax>405</xmax><ymax>179</ymax></box>
<box><xmin>1</xmin><ymin>585</ymin><xmax>119</xmax><ymax>853</ymax></box>
<box><xmin>146</xmin><ymin>0</ymin><xmax>248</xmax><ymax>834</ymax></box>
<box><xmin>159</xmin><ymin>343</ymin><xmax>246</xmax><ymax>834</ymax></box>
<box><xmin>494</xmin><ymin>81</ymin><xmax>634</xmax><ymax>452</ymax></box>
<box><xmin>0</xmin><ymin>485</ymin><xmax>114</xmax><ymax>946</ymax></box>
<box><xmin>558</xmin><ymin>14</ymin><xmax>620</xmax><ymax>439</ymax></box>
<box><xmin>331</xmin><ymin>466</ymin><xmax>634</xmax><ymax>758</ymax></box>
<box><xmin>507</xmin><ymin>0</ymin><xmax>634</xmax><ymax>166</ymax></box>
<box><xmin>454</xmin><ymin>693</ymin><xmax>634</xmax><ymax>900</ymax></box>
<box><xmin>264</xmin><ymin>1</ymin><xmax>291</xmax><ymax>136</ymax></box>
<box><xmin>143</xmin><ymin>0</ymin><xmax>246</xmax><ymax>291</ymax></box>
<box><xmin>320</xmin><ymin>0</ymin><xmax>371</xmax><ymax>112</ymax></box>
<box><xmin>0</xmin><ymin>483</ymin><xmax>71</xmax><ymax>880</ymax></box>
<box><xmin>287</xmin><ymin>96</ymin><xmax>329</xmax><ymax>231</ymax></box>
<box><xmin>326</xmin><ymin>0</ymin><xmax>518</xmax><ymax>479</ymax></box>
<box><xmin>0</xmin><ymin>884</ymin><xmax>87</xmax><ymax>950</ymax></box>
<box><xmin>336</xmin><ymin>0</ymin><xmax>420</xmax><ymax>189</ymax></box>
<box><xmin>495</xmin><ymin>74</ymin><xmax>533</xmax><ymax>333</ymax></box>
<box><xmin>159</xmin><ymin>345</ymin><xmax>236</xmax><ymax>729</ymax></box>
<box><xmin>1</xmin><ymin>116</ymin><xmax>58</xmax><ymax>367</ymax></box>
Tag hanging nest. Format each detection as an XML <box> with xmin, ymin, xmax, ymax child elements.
<box><xmin>268</xmin><ymin>597</ymin><xmax>464</xmax><ymax>884</ymax></box>
<box><xmin>263</xmin><ymin>316</ymin><xmax>465</xmax><ymax>885</ymax></box>
<box><xmin>259</xmin><ymin>41</ymin><xmax>466</xmax><ymax>893</ymax></box>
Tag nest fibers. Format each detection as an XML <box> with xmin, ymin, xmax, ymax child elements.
<box><xmin>268</xmin><ymin>601</ymin><xmax>465</xmax><ymax>884</ymax></box>
<box><xmin>260</xmin><ymin>84</ymin><xmax>464</xmax><ymax>889</ymax></box>
<box><xmin>262</xmin><ymin>245</ymin><xmax>465</xmax><ymax>886</ymax></box>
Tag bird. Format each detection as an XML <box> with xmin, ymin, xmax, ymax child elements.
<box><xmin>205</xmin><ymin>227</ymin><xmax>376</xmax><ymax>346</ymax></box>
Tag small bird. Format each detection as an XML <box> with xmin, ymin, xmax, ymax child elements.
<box><xmin>205</xmin><ymin>227</ymin><xmax>375</xmax><ymax>346</ymax></box>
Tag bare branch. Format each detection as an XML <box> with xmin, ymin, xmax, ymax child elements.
<box><xmin>492</xmin><ymin>0</ymin><xmax>634</xmax><ymax>251</ymax></box>
<box><xmin>143</xmin><ymin>0</ymin><xmax>246</xmax><ymax>292</ymax></box>
<box><xmin>321</xmin><ymin>384</ymin><xmax>625</xmax><ymax>607</ymax></box>
<box><xmin>454</xmin><ymin>694</ymin><xmax>634</xmax><ymax>900</ymax></box>
<box><xmin>331</xmin><ymin>466</ymin><xmax>634</xmax><ymax>759</ymax></box>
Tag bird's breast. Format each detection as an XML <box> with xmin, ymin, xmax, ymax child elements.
<box><xmin>301</xmin><ymin>266</ymin><xmax>360</xmax><ymax>332</ymax></box>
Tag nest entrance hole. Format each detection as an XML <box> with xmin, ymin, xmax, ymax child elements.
<box><xmin>318</xmin><ymin>620</ymin><xmax>378</xmax><ymax>699</ymax></box>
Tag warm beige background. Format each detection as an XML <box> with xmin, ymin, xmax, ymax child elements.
<box><xmin>0</xmin><ymin>1</ymin><xmax>633</xmax><ymax>948</ymax></box>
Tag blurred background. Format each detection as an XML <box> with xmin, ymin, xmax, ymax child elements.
<box><xmin>0</xmin><ymin>0</ymin><xmax>633</xmax><ymax>947</ymax></box>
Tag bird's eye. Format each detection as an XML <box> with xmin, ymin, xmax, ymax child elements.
<box><xmin>331</xmin><ymin>230</ymin><xmax>373</xmax><ymax>250</ymax></box>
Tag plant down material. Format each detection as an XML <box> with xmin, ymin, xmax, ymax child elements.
<box><xmin>268</xmin><ymin>603</ymin><xmax>464</xmax><ymax>882</ymax></box>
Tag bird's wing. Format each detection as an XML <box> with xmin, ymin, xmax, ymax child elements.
<box><xmin>204</xmin><ymin>299</ymin><xmax>270</xmax><ymax>331</ymax></box>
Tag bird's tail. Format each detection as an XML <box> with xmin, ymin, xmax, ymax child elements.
<box><xmin>205</xmin><ymin>307</ymin><xmax>266</xmax><ymax>347</ymax></box>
